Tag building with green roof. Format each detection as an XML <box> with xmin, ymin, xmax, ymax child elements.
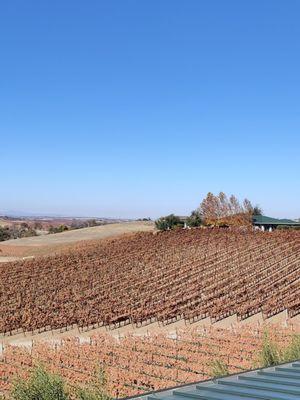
<box><xmin>252</xmin><ymin>215</ymin><xmax>300</xmax><ymax>231</ymax></box>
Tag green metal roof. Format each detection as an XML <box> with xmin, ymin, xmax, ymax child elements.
<box><xmin>252</xmin><ymin>215</ymin><xmax>300</xmax><ymax>226</ymax></box>
<box><xmin>136</xmin><ymin>360</ymin><xmax>300</xmax><ymax>400</ymax></box>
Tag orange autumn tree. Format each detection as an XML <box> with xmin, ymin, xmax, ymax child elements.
<box><xmin>199</xmin><ymin>192</ymin><xmax>253</xmax><ymax>227</ymax></box>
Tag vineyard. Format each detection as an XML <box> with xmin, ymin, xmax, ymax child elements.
<box><xmin>1</xmin><ymin>324</ymin><xmax>300</xmax><ymax>397</ymax></box>
<box><xmin>0</xmin><ymin>229</ymin><xmax>300</xmax><ymax>336</ymax></box>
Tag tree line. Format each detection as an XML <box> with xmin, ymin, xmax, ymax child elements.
<box><xmin>0</xmin><ymin>223</ymin><xmax>38</xmax><ymax>242</ymax></box>
<box><xmin>48</xmin><ymin>219</ymin><xmax>105</xmax><ymax>234</ymax></box>
<box><xmin>0</xmin><ymin>219</ymin><xmax>106</xmax><ymax>242</ymax></box>
<box><xmin>155</xmin><ymin>192</ymin><xmax>263</xmax><ymax>231</ymax></box>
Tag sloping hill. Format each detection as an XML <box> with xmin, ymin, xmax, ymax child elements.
<box><xmin>0</xmin><ymin>221</ymin><xmax>154</xmax><ymax>258</ymax></box>
<box><xmin>0</xmin><ymin>228</ymin><xmax>299</xmax><ymax>336</ymax></box>
<box><xmin>1</xmin><ymin>324</ymin><xmax>299</xmax><ymax>398</ymax></box>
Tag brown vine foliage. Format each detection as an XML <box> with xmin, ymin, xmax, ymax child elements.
<box><xmin>0</xmin><ymin>229</ymin><xmax>299</xmax><ymax>335</ymax></box>
<box><xmin>0</xmin><ymin>325</ymin><xmax>299</xmax><ymax>398</ymax></box>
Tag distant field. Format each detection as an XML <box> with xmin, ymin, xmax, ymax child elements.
<box><xmin>0</xmin><ymin>218</ymin><xmax>20</xmax><ymax>227</ymax></box>
<box><xmin>0</xmin><ymin>221</ymin><xmax>154</xmax><ymax>258</ymax></box>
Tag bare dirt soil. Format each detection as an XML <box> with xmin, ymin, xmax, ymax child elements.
<box><xmin>0</xmin><ymin>221</ymin><xmax>155</xmax><ymax>259</ymax></box>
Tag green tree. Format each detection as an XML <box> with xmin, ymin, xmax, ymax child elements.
<box><xmin>186</xmin><ymin>210</ymin><xmax>203</xmax><ymax>227</ymax></box>
<box><xmin>0</xmin><ymin>226</ymin><xmax>11</xmax><ymax>241</ymax></box>
<box><xmin>155</xmin><ymin>214</ymin><xmax>184</xmax><ymax>231</ymax></box>
<box><xmin>252</xmin><ymin>205</ymin><xmax>263</xmax><ymax>215</ymax></box>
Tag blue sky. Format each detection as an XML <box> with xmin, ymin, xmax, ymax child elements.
<box><xmin>0</xmin><ymin>1</ymin><xmax>299</xmax><ymax>218</ymax></box>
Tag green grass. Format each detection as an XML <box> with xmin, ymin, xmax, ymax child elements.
<box><xmin>258</xmin><ymin>330</ymin><xmax>300</xmax><ymax>368</ymax></box>
<box><xmin>209</xmin><ymin>359</ymin><xmax>229</xmax><ymax>378</ymax></box>
<box><xmin>8</xmin><ymin>366</ymin><xmax>110</xmax><ymax>400</ymax></box>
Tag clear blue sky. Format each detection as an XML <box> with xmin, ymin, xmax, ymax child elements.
<box><xmin>1</xmin><ymin>1</ymin><xmax>299</xmax><ymax>219</ymax></box>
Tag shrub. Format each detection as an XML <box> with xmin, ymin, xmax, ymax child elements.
<box><xmin>0</xmin><ymin>225</ymin><xmax>37</xmax><ymax>242</ymax></box>
<box><xmin>186</xmin><ymin>210</ymin><xmax>203</xmax><ymax>227</ymax></box>
<box><xmin>277</xmin><ymin>225</ymin><xmax>291</xmax><ymax>230</ymax></box>
<box><xmin>48</xmin><ymin>225</ymin><xmax>69</xmax><ymax>234</ymax></box>
<box><xmin>11</xmin><ymin>366</ymin><xmax>68</xmax><ymax>400</ymax></box>
<box><xmin>155</xmin><ymin>214</ymin><xmax>184</xmax><ymax>231</ymax></box>
<box><xmin>277</xmin><ymin>225</ymin><xmax>300</xmax><ymax>231</ymax></box>
<box><xmin>22</xmin><ymin>228</ymin><xmax>38</xmax><ymax>238</ymax></box>
<box><xmin>282</xmin><ymin>334</ymin><xmax>300</xmax><ymax>362</ymax></box>
<box><xmin>258</xmin><ymin>331</ymin><xmax>282</xmax><ymax>367</ymax></box>
<box><xmin>210</xmin><ymin>359</ymin><xmax>229</xmax><ymax>378</ymax></box>
<box><xmin>0</xmin><ymin>226</ymin><xmax>11</xmax><ymax>242</ymax></box>
<box><xmin>10</xmin><ymin>366</ymin><xmax>110</xmax><ymax>400</ymax></box>
<box><xmin>75</xmin><ymin>369</ymin><xmax>110</xmax><ymax>400</ymax></box>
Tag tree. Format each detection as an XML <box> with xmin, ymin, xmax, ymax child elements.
<box><xmin>87</xmin><ymin>219</ymin><xmax>98</xmax><ymax>227</ymax></box>
<box><xmin>22</xmin><ymin>228</ymin><xmax>38</xmax><ymax>238</ymax></box>
<box><xmin>229</xmin><ymin>195</ymin><xmax>242</xmax><ymax>216</ymax></box>
<box><xmin>186</xmin><ymin>210</ymin><xmax>203</xmax><ymax>227</ymax></box>
<box><xmin>243</xmin><ymin>199</ymin><xmax>263</xmax><ymax>216</ymax></box>
<box><xmin>199</xmin><ymin>192</ymin><xmax>219</xmax><ymax>225</ymax></box>
<box><xmin>253</xmin><ymin>205</ymin><xmax>263</xmax><ymax>215</ymax></box>
<box><xmin>0</xmin><ymin>226</ymin><xmax>11</xmax><ymax>242</ymax></box>
<box><xmin>48</xmin><ymin>225</ymin><xmax>69</xmax><ymax>234</ymax></box>
<box><xmin>155</xmin><ymin>214</ymin><xmax>184</xmax><ymax>231</ymax></box>
<box><xmin>199</xmin><ymin>192</ymin><xmax>255</xmax><ymax>227</ymax></box>
<box><xmin>34</xmin><ymin>222</ymin><xmax>43</xmax><ymax>230</ymax></box>
<box><xmin>243</xmin><ymin>198</ymin><xmax>254</xmax><ymax>214</ymax></box>
<box><xmin>218</xmin><ymin>192</ymin><xmax>230</xmax><ymax>219</ymax></box>
<box><xmin>48</xmin><ymin>225</ymin><xmax>55</xmax><ymax>234</ymax></box>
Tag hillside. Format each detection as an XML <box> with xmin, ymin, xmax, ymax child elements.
<box><xmin>0</xmin><ymin>221</ymin><xmax>154</xmax><ymax>259</ymax></box>
<box><xmin>1</xmin><ymin>324</ymin><xmax>299</xmax><ymax>397</ymax></box>
<box><xmin>0</xmin><ymin>228</ymin><xmax>299</xmax><ymax>336</ymax></box>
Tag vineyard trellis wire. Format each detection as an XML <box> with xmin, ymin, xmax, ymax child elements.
<box><xmin>0</xmin><ymin>229</ymin><xmax>299</xmax><ymax>336</ymax></box>
<box><xmin>1</xmin><ymin>324</ymin><xmax>300</xmax><ymax>398</ymax></box>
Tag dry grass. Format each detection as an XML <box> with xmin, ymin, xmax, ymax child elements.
<box><xmin>0</xmin><ymin>221</ymin><xmax>155</xmax><ymax>258</ymax></box>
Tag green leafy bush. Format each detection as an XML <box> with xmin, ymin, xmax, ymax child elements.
<box><xmin>186</xmin><ymin>210</ymin><xmax>203</xmax><ymax>227</ymax></box>
<box><xmin>282</xmin><ymin>334</ymin><xmax>300</xmax><ymax>362</ymax></box>
<box><xmin>155</xmin><ymin>214</ymin><xmax>184</xmax><ymax>231</ymax></box>
<box><xmin>48</xmin><ymin>225</ymin><xmax>69</xmax><ymax>234</ymax></box>
<box><xmin>257</xmin><ymin>331</ymin><xmax>300</xmax><ymax>368</ymax></box>
<box><xmin>11</xmin><ymin>366</ymin><xmax>68</xmax><ymax>400</ymax></box>
<box><xmin>258</xmin><ymin>331</ymin><xmax>282</xmax><ymax>367</ymax></box>
<box><xmin>10</xmin><ymin>366</ymin><xmax>110</xmax><ymax>400</ymax></box>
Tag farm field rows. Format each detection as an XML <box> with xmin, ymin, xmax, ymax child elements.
<box><xmin>0</xmin><ymin>228</ymin><xmax>299</xmax><ymax>336</ymax></box>
<box><xmin>1</xmin><ymin>324</ymin><xmax>300</xmax><ymax>397</ymax></box>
